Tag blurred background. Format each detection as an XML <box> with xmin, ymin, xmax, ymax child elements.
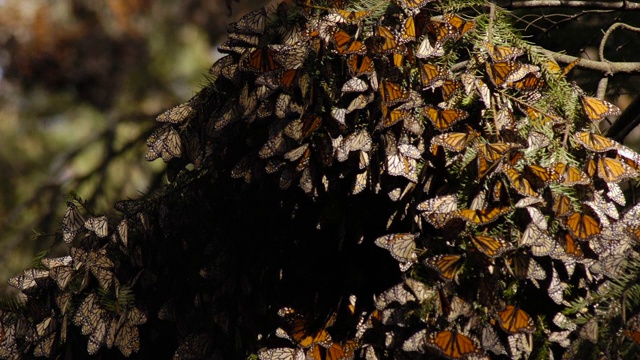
<box><xmin>0</xmin><ymin>0</ymin><xmax>637</xmax><ymax>295</ymax></box>
<box><xmin>0</xmin><ymin>0</ymin><xmax>269</xmax><ymax>294</ymax></box>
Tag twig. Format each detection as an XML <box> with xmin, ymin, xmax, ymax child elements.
<box><xmin>533</xmin><ymin>46</ymin><xmax>640</xmax><ymax>74</ymax></box>
<box><xmin>502</xmin><ymin>1</ymin><xmax>640</xmax><ymax>10</ymax></box>
<box><xmin>599</xmin><ymin>22</ymin><xmax>640</xmax><ymax>63</ymax></box>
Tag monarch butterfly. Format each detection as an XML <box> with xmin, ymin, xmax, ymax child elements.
<box><xmin>446</xmin><ymin>296</ymin><xmax>473</xmax><ymax>322</ymax></box>
<box><xmin>348</xmin><ymin>93</ymin><xmax>375</xmax><ymax>113</ymax></box>
<box><xmin>585</xmin><ymin>191</ymin><xmax>619</xmax><ymax>223</ymax></box>
<box><xmin>273</xmin><ymin>44</ymin><xmax>309</xmax><ymax>70</ymax></box>
<box><xmin>553</xmin><ymin>163</ymin><xmax>590</xmax><ymax>185</ymax></box>
<box><xmin>496</xmin><ymin>305</ymin><xmax>535</xmax><ymax>334</ymax></box>
<box><xmin>285</xmin><ymin>115</ymin><xmax>322</xmax><ymax>141</ymax></box>
<box><xmin>416</xmin><ymin>194</ymin><xmax>458</xmax><ymax>215</ymax></box>
<box><xmin>8</xmin><ymin>268</ymin><xmax>49</xmax><ymax>293</ymax></box>
<box><xmin>306</xmin><ymin>340</ymin><xmax>357</xmax><ymax>360</ymax></box>
<box><xmin>375</xmin><ymin>25</ymin><xmax>401</xmax><ymax>54</ymax></box>
<box><xmin>394</xmin><ymin>0</ymin><xmax>435</xmax><ymax>13</ymax></box>
<box><xmin>228</xmin><ymin>32</ymin><xmax>260</xmax><ymax>46</ymax></box>
<box><xmin>72</xmin><ymin>293</ymin><xmax>108</xmax><ymax>354</ymax></box>
<box><xmin>561</xmin><ymin>233</ymin><xmax>584</xmax><ymax>260</ymax></box>
<box><xmin>62</xmin><ymin>202</ymin><xmax>85</xmax><ymax>243</ymax></box>
<box><xmin>428</xmin><ymin>14</ymin><xmax>475</xmax><ymax>44</ymax></box>
<box><xmin>483</xmin><ymin>41</ymin><xmax>524</xmax><ymax>62</ymax></box>
<box><xmin>33</xmin><ymin>329</ymin><xmax>56</xmax><ymax>357</ymax></box>
<box><xmin>423</xmin><ymin>106</ymin><xmax>468</xmax><ymax>131</ymax></box>
<box><xmin>146</xmin><ymin>126</ymin><xmax>183</xmax><ymax>162</ymax></box>
<box><xmin>525</xmin><ymin>164</ymin><xmax>560</xmax><ymax>186</ymax></box>
<box><xmin>441</xmin><ymin>79</ymin><xmax>464</xmax><ymax>101</ymax></box>
<box><xmin>579</xmin><ymin>318</ymin><xmax>598</xmax><ymax>344</ymax></box>
<box><xmin>486</xmin><ymin>61</ymin><xmax>538</xmax><ymax>87</ymax></box>
<box><xmin>245</xmin><ymin>48</ymin><xmax>280</xmax><ymax>73</ymax></box>
<box><xmin>416</xmin><ymin>36</ymin><xmax>445</xmax><ymax>58</ymax></box>
<box><xmin>607</xmin><ymin>182</ymin><xmax>626</xmax><ymax>206</ymax></box>
<box><xmin>379</xmin><ymin>80</ymin><xmax>411</xmax><ymax>106</ymax></box>
<box><xmin>502</xmin><ymin>165</ymin><xmax>539</xmax><ymax>197</ymax></box>
<box><xmin>551</xmin><ymin>312</ymin><xmax>577</xmax><ymax>332</ymax></box>
<box><xmin>509</xmin><ymin>252</ymin><xmax>546</xmax><ymax>281</ymax></box>
<box><xmin>597</xmin><ymin>156</ymin><xmax>637</xmax><ymax>183</ymax></box>
<box><xmin>426</xmin><ymin>330</ymin><xmax>482</xmax><ymax>359</ymax></box>
<box><xmin>259</xmin><ymin>132</ymin><xmax>286</xmax><ymax>159</ymax></box>
<box><xmin>574</xmin><ymin>131</ymin><xmax>619</xmax><ymax>152</ymax></box>
<box><xmin>477</xmin><ymin>155</ymin><xmax>499</xmax><ymax>179</ymax></box>
<box><xmin>580</xmin><ymin>95</ymin><xmax>621</xmax><ymax>122</ymax></box>
<box><xmin>347</xmin><ymin>55</ymin><xmax>375</xmax><ymax>77</ymax></box>
<box><xmin>544</xmin><ymin>58</ymin><xmax>579</xmax><ymax>77</ymax></box>
<box><xmin>277</xmin><ymin>316</ymin><xmax>333</xmax><ymax>350</ymax></box>
<box><xmin>386</xmin><ymin>154</ymin><xmax>418</xmax><ymax>182</ymax></box>
<box><xmin>227</xmin><ymin>7</ymin><xmax>268</xmax><ymax>35</ymax></box>
<box><xmin>398</xmin><ymin>16</ymin><xmax>417</xmax><ymax>43</ymax></box>
<box><xmin>420</xmin><ymin>63</ymin><xmax>448</xmax><ymax>89</ymax></box>
<box><xmin>476</xmin><ymin>142</ymin><xmax>519</xmax><ymax>162</ymax></box>
<box><xmin>341</xmin><ymin>77</ymin><xmax>368</xmax><ymax>93</ymax></box>
<box><xmin>564</xmin><ymin>212</ymin><xmax>600</xmax><ymax>240</ymax></box>
<box><xmin>332</xmin><ymin>29</ymin><xmax>367</xmax><ymax>55</ymax></box>
<box><xmin>526</xmin><ymin>132</ymin><xmax>551</xmax><ymax>151</ymax></box>
<box><xmin>85</xmin><ymin>216</ymin><xmax>109</xmax><ymax>238</ymax></box>
<box><xmin>431</xmin><ymin>131</ymin><xmax>478</xmax><ymax>152</ymax></box>
<box><xmin>156</xmin><ymin>102</ymin><xmax>195</xmax><ymax>124</ymax></box>
<box><xmin>508</xmin><ymin>73</ymin><xmax>544</xmax><ymax>91</ymax></box>
<box><xmin>626</xmin><ymin>313</ymin><xmax>640</xmax><ymax>345</ymax></box>
<box><xmin>381</xmin><ymin>105</ymin><xmax>411</xmax><ymax>128</ymax></box>
<box><xmin>424</xmin><ymin>254</ymin><xmax>464</xmax><ymax>280</ymax></box>
<box><xmin>521</xmin><ymin>223</ymin><xmax>556</xmax><ymax>257</ymax></box>
<box><xmin>374</xmin><ymin>233</ymin><xmax>418</xmax><ymax>264</ymax></box>
<box><xmin>209</xmin><ymin>55</ymin><xmax>236</xmax><ymax>79</ymax></box>
<box><xmin>327</xmin><ymin>9</ymin><xmax>372</xmax><ymax>23</ymax></box>
<box><xmin>482</xmin><ymin>326</ymin><xmax>507</xmax><ymax>356</ymax></box>
<box><xmin>258</xmin><ymin>347</ymin><xmax>305</xmax><ymax>360</ymax></box>
<box><xmin>547</xmin><ymin>267</ymin><xmax>568</xmax><ymax>306</ymax></box>
<box><xmin>375</xmin><ymin>279</ymin><xmax>430</xmax><ymax>310</ymax></box>
<box><xmin>470</xmin><ymin>235</ymin><xmax>512</xmax><ymax>258</ymax></box>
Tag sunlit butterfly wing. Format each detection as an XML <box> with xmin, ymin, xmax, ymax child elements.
<box><xmin>424</xmin><ymin>254</ymin><xmax>463</xmax><ymax>281</ymax></box>
<box><xmin>496</xmin><ymin>305</ymin><xmax>535</xmax><ymax>334</ymax></box>
<box><xmin>374</xmin><ymin>233</ymin><xmax>418</xmax><ymax>264</ymax></box>
<box><xmin>580</xmin><ymin>96</ymin><xmax>621</xmax><ymax>122</ymax></box>
<box><xmin>380</xmin><ymin>80</ymin><xmax>411</xmax><ymax>106</ymax></box>
<box><xmin>574</xmin><ymin>131</ymin><xmax>619</xmax><ymax>152</ymax></box>
<box><xmin>424</xmin><ymin>107</ymin><xmax>468</xmax><ymax>131</ymax></box>
<box><xmin>431</xmin><ymin>132</ymin><xmax>477</xmax><ymax>152</ymax></box>
<box><xmin>333</xmin><ymin>29</ymin><xmax>367</xmax><ymax>55</ymax></box>
<box><xmin>597</xmin><ymin>156</ymin><xmax>637</xmax><ymax>182</ymax></box>
<box><xmin>564</xmin><ymin>212</ymin><xmax>600</xmax><ymax>240</ymax></box>
<box><xmin>420</xmin><ymin>63</ymin><xmax>448</xmax><ymax>89</ymax></box>
<box><xmin>471</xmin><ymin>235</ymin><xmax>512</xmax><ymax>258</ymax></box>
<box><xmin>502</xmin><ymin>165</ymin><xmax>538</xmax><ymax>197</ymax></box>
<box><xmin>483</xmin><ymin>41</ymin><xmax>524</xmax><ymax>62</ymax></box>
<box><xmin>426</xmin><ymin>330</ymin><xmax>482</xmax><ymax>359</ymax></box>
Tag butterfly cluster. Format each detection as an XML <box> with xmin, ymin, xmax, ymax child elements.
<box><xmin>1</xmin><ymin>198</ymin><xmax>147</xmax><ymax>359</ymax></box>
<box><xmin>3</xmin><ymin>0</ymin><xmax>640</xmax><ymax>359</ymax></box>
<box><xmin>167</xmin><ymin>0</ymin><xmax>638</xmax><ymax>358</ymax></box>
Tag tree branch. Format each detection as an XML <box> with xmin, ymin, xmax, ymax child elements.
<box><xmin>599</xmin><ymin>22</ymin><xmax>640</xmax><ymax>62</ymax></box>
<box><xmin>502</xmin><ymin>1</ymin><xmax>640</xmax><ymax>10</ymax></box>
<box><xmin>534</xmin><ymin>47</ymin><xmax>640</xmax><ymax>75</ymax></box>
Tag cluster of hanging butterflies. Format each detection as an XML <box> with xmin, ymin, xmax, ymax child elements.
<box><xmin>1</xmin><ymin>198</ymin><xmax>148</xmax><ymax>359</ymax></box>
<box><xmin>157</xmin><ymin>0</ymin><xmax>640</xmax><ymax>358</ymax></box>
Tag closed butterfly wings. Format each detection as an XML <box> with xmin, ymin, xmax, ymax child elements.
<box><xmin>374</xmin><ymin>233</ymin><xmax>419</xmax><ymax>265</ymax></box>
